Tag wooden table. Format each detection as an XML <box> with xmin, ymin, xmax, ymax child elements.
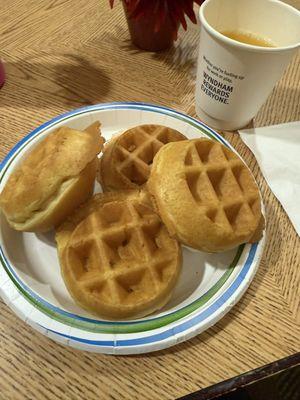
<box><xmin>0</xmin><ymin>1</ymin><xmax>299</xmax><ymax>399</ymax></box>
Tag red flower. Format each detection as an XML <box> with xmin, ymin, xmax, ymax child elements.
<box><xmin>110</xmin><ymin>0</ymin><xmax>203</xmax><ymax>38</ymax></box>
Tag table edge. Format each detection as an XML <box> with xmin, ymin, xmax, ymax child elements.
<box><xmin>179</xmin><ymin>352</ymin><xmax>300</xmax><ymax>400</ymax></box>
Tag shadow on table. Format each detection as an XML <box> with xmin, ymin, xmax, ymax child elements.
<box><xmin>121</xmin><ymin>40</ymin><xmax>197</xmax><ymax>76</ymax></box>
<box><xmin>104</xmin><ymin>23</ymin><xmax>197</xmax><ymax>76</ymax></box>
<box><xmin>0</xmin><ymin>54</ymin><xmax>111</xmax><ymax>110</ymax></box>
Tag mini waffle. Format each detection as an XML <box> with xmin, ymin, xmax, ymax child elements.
<box><xmin>98</xmin><ymin>125</ymin><xmax>186</xmax><ymax>191</ymax></box>
<box><xmin>56</xmin><ymin>190</ymin><xmax>182</xmax><ymax>319</ymax></box>
<box><xmin>147</xmin><ymin>139</ymin><xmax>264</xmax><ymax>252</ymax></box>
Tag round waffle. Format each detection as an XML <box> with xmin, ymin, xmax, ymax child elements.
<box><xmin>98</xmin><ymin>124</ymin><xmax>187</xmax><ymax>191</ymax></box>
<box><xmin>56</xmin><ymin>190</ymin><xmax>182</xmax><ymax>319</ymax></box>
<box><xmin>147</xmin><ymin>139</ymin><xmax>264</xmax><ymax>252</ymax></box>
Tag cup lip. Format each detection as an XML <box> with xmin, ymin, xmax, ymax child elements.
<box><xmin>199</xmin><ymin>0</ymin><xmax>300</xmax><ymax>53</ymax></box>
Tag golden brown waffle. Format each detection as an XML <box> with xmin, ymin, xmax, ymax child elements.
<box><xmin>98</xmin><ymin>125</ymin><xmax>187</xmax><ymax>191</ymax></box>
<box><xmin>56</xmin><ymin>190</ymin><xmax>181</xmax><ymax>319</ymax></box>
<box><xmin>147</xmin><ymin>139</ymin><xmax>264</xmax><ymax>252</ymax></box>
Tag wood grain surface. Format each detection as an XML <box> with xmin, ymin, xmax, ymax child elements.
<box><xmin>0</xmin><ymin>1</ymin><xmax>299</xmax><ymax>399</ymax></box>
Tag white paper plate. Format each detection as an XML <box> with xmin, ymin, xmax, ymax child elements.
<box><xmin>0</xmin><ymin>102</ymin><xmax>265</xmax><ymax>354</ymax></box>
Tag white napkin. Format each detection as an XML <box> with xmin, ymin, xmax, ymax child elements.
<box><xmin>239</xmin><ymin>122</ymin><xmax>300</xmax><ymax>236</ymax></box>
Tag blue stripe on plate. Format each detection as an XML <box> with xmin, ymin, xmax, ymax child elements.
<box><xmin>0</xmin><ymin>245</ymin><xmax>239</xmax><ymax>326</ymax></box>
<box><xmin>0</xmin><ymin>102</ymin><xmax>259</xmax><ymax>347</ymax></box>
<box><xmin>43</xmin><ymin>244</ymin><xmax>258</xmax><ymax>347</ymax></box>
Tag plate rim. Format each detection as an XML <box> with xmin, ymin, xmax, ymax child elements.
<box><xmin>0</xmin><ymin>101</ymin><xmax>265</xmax><ymax>354</ymax></box>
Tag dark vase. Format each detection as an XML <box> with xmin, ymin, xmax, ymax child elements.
<box><xmin>123</xmin><ymin>2</ymin><xmax>175</xmax><ymax>52</ymax></box>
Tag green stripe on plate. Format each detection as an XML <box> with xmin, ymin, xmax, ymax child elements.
<box><xmin>0</xmin><ymin>240</ymin><xmax>243</xmax><ymax>333</ymax></box>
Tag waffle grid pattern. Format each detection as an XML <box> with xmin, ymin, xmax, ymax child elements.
<box><xmin>184</xmin><ymin>141</ymin><xmax>259</xmax><ymax>232</ymax></box>
<box><xmin>66</xmin><ymin>198</ymin><xmax>177</xmax><ymax>305</ymax></box>
<box><xmin>114</xmin><ymin>125</ymin><xmax>185</xmax><ymax>185</ymax></box>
